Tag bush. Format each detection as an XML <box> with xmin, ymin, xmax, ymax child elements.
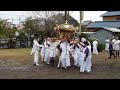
<box><xmin>97</xmin><ymin>43</ymin><xmax>105</xmax><ymax>52</ymax></box>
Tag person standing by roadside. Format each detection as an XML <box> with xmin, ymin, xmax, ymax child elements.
<box><xmin>105</xmin><ymin>37</ymin><xmax>110</xmax><ymax>51</ymax></box>
<box><xmin>108</xmin><ymin>39</ymin><xmax>115</xmax><ymax>59</ymax></box>
<box><xmin>92</xmin><ymin>39</ymin><xmax>98</xmax><ymax>55</ymax></box>
<box><xmin>114</xmin><ymin>37</ymin><xmax>120</xmax><ymax>57</ymax></box>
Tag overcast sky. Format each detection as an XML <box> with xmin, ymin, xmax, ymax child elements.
<box><xmin>0</xmin><ymin>11</ymin><xmax>107</xmax><ymax>24</ymax></box>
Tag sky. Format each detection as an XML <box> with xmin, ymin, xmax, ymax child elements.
<box><xmin>0</xmin><ymin>11</ymin><xmax>107</xmax><ymax>24</ymax></box>
<box><xmin>71</xmin><ymin>11</ymin><xmax>107</xmax><ymax>22</ymax></box>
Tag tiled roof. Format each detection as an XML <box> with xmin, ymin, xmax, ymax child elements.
<box><xmin>86</xmin><ymin>21</ymin><xmax>120</xmax><ymax>28</ymax></box>
<box><xmin>82</xmin><ymin>20</ymin><xmax>92</xmax><ymax>25</ymax></box>
<box><xmin>103</xmin><ymin>27</ymin><xmax>120</xmax><ymax>32</ymax></box>
<box><xmin>100</xmin><ymin>11</ymin><xmax>120</xmax><ymax>17</ymax></box>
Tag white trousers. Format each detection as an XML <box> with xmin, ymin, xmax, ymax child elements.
<box><xmin>41</xmin><ymin>48</ymin><xmax>45</xmax><ymax>61</ymax></box>
<box><xmin>57</xmin><ymin>55</ymin><xmax>62</xmax><ymax>67</ymax></box>
<box><xmin>61</xmin><ymin>58</ymin><xmax>66</xmax><ymax>68</ymax></box>
<box><xmin>34</xmin><ymin>51</ymin><xmax>39</xmax><ymax>64</ymax></box>
<box><xmin>80</xmin><ymin>57</ymin><xmax>91</xmax><ymax>72</ymax></box>
<box><xmin>93</xmin><ymin>46</ymin><xmax>98</xmax><ymax>55</ymax></box>
<box><xmin>44</xmin><ymin>48</ymin><xmax>50</xmax><ymax>63</ymax></box>
<box><xmin>74</xmin><ymin>53</ymin><xmax>81</xmax><ymax>67</ymax></box>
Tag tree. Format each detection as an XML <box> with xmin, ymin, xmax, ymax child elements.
<box><xmin>22</xmin><ymin>17</ymin><xmax>35</xmax><ymax>46</ymax></box>
<box><xmin>0</xmin><ymin>19</ymin><xmax>8</xmax><ymax>38</ymax></box>
<box><xmin>31</xmin><ymin>11</ymin><xmax>73</xmax><ymax>37</ymax></box>
<box><xmin>5</xmin><ymin>28</ymin><xmax>16</xmax><ymax>38</ymax></box>
<box><xmin>22</xmin><ymin>17</ymin><xmax>46</xmax><ymax>45</ymax></box>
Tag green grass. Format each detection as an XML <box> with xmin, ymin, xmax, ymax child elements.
<box><xmin>0</xmin><ymin>48</ymin><xmax>34</xmax><ymax>64</ymax></box>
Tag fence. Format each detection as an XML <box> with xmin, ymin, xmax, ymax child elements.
<box><xmin>0</xmin><ymin>38</ymin><xmax>32</xmax><ymax>48</ymax></box>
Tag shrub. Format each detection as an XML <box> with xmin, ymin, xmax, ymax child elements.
<box><xmin>97</xmin><ymin>43</ymin><xmax>105</xmax><ymax>52</ymax></box>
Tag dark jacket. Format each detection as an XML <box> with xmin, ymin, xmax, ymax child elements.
<box><xmin>109</xmin><ymin>42</ymin><xmax>113</xmax><ymax>50</ymax></box>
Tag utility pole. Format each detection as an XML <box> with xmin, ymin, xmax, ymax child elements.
<box><xmin>12</xmin><ymin>17</ymin><xmax>14</xmax><ymax>24</ymax></box>
<box><xmin>68</xmin><ymin>11</ymin><xmax>69</xmax><ymax>15</ymax></box>
<box><xmin>79</xmin><ymin>11</ymin><xmax>84</xmax><ymax>35</ymax></box>
<box><xmin>19</xmin><ymin>16</ymin><xmax>21</xmax><ymax>25</ymax></box>
<box><xmin>79</xmin><ymin>11</ymin><xmax>82</xmax><ymax>35</ymax></box>
<box><xmin>65</xmin><ymin>11</ymin><xmax>67</xmax><ymax>21</ymax></box>
<box><xmin>12</xmin><ymin>17</ymin><xmax>14</xmax><ymax>29</ymax></box>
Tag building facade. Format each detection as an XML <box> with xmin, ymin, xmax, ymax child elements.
<box><xmin>86</xmin><ymin>11</ymin><xmax>120</xmax><ymax>44</ymax></box>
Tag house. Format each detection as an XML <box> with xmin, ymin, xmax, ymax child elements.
<box><xmin>85</xmin><ymin>11</ymin><xmax>120</xmax><ymax>44</ymax></box>
<box><xmin>100</xmin><ymin>11</ymin><xmax>120</xmax><ymax>21</ymax></box>
<box><xmin>82</xmin><ymin>20</ymin><xmax>92</xmax><ymax>26</ymax></box>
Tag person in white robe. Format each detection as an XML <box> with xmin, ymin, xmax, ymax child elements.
<box><xmin>60</xmin><ymin>38</ymin><xmax>71</xmax><ymax>68</ymax></box>
<box><xmin>78</xmin><ymin>42</ymin><xmax>85</xmax><ymax>67</ymax></box>
<box><xmin>105</xmin><ymin>37</ymin><xmax>110</xmax><ymax>51</ymax></box>
<box><xmin>31</xmin><ymin>37</ymin><xmax>42</xmax><ymax>66</ymax></box>
<box><xmin>92</xmin><ymin>39</ymin><xmax>98</xmax><ymax>55</ymax></box>
<box><xmin>44</xmin><ymin>37</ymin><xmax>51</xmax><ymax>64</ymax></box>
<box><xmin>80</xmin><ymin>41</ymin><xmax>91</xmax><ymax>73</ymax></box>
<box><xmin>49</xmin><ymin>38</ymin><xmax>57</xmax><ymax>66</ymax></box>
<box><xmin>87</xmin><ymin>40</ymin><xmax>92</xmax><ymax>67</ymax></box>
<box><xmin>81</xmin><ymin>37</ymin><xmax>86</xmax><ymax>43</ymax></box>
<box><xmin>73</xmin><ymin>39</ymin><xmax>81</xmax><ymax>67</ymax></box>
<box><xmin>114</xmin><ymin>37</ymin><xmax>120</xmax><ymax>57</ymax></box>
<box><xmin>69</xmin><ymin>40</ymin><xmax>75</xmax><ymax>58</ymax></box>
<box><xmin>57</xmin><ymin>39</ymin><xmax>63</xmax><ymax>68</ymax></box>
<box><xmin>112</xmin><ymin>36</ymin><xmax>116</xmax><ymax>50</ymax></box>
<box><xmin>40</xmin><ymin>38</ymin><xmax>46</xmax><ymax>61</ymax></box>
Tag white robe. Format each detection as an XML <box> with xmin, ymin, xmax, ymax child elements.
<box><xmin>79</xmin><ymin>45</ymin><xmax>85</xmax><ymax>67</ymax></box>
<box><xmin>44</xmin><ymin>41</ymin><xmax>51</xmax><ymax>63</ymax></box>
<box><xmin>92</xmin><ymin>40</ymin><xmax>98</xmax><ymax>55</ymax></box>
<box><xmin>55</xmin><ymin>42</ymin><xmax>59</xmax><ymax>56</ymax></box>
<box><xmin>87</xmin><ymin>44</ymin><xmax>92</xmax><ymax>68</ymax></box>
<box><xmin>112</xmin><ymin>39</ymin><xmax>116</xmax><ymax>50</ymax></box>
<box><xmin>105</xmin><ymin>39</ymin><xmax>110</xmax><ymax>51</ymax></box>
<box><xmin>80</xmin><ymin>46</ymin><xmax>91</xmax><ymax>73</ymax></box>
<box><xmin>40</xmin><ymin>44</ymin><xmax>45</xmax><ymax>61</ymax></box>
<box><xmin>70</xmin><ymin>45</ymin><xmax>75</xmax><ymax>57</ymax></box>
<box><xmin>114</xmin><ymin>40</ymin><xmax>120</xmax><ymax>51</ymax></box>
<box><xmin>81</xmin><ymin>37</ymin><xmax>86</xmax><ymax>43</ymax></box>
<box><xmin>32</xmin><ymin>40</ymin><xmax>42</xmax><ymax>64</ymax></box>
<box><xmin>49</xmin><ymin>42</ymin><xmax>57</xmax><ymax>58</ymax></box>
<box><xmin>73</xmin><ymin>44</ymin><xmax>81</xmax><ymax>67</ymax></box>
<box><xmin>60</xmin><ymin>41</ymin><xmax>71</xmax><ymax>67</ymax></box>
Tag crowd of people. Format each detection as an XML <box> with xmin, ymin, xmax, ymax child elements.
<box><xmin>105</xmin><ymin>36</ymin><xmax>120</xmax><ymax>59</ymax></box>
<box><xmin>31</xmin><ymin>36</ymin><xmax>92</xmax><ymax>73</ymax></box>
<box><xmin>30</xmin><ymin>35</ymin><xmax>119</xmax><ymax>74</ymax></box>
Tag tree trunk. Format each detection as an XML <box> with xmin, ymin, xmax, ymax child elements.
<box><xmin>65</xmin><ymin>11</ymin><xmax>67</xmax><ymax>21</ymax></box>
<box><xmin>30</xmin><ymin>34</ymin><xmax>32</xmax><ymax>46</ymax></box>
<box><xmin>20</xmin><ymin>38</ymin><xmax>22</xmax><ymax>47</ymax></box>
<box><xmin>27</xmin><ymin>37</ymin><xmax>28</xmax><ymax>46</ymax></box>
